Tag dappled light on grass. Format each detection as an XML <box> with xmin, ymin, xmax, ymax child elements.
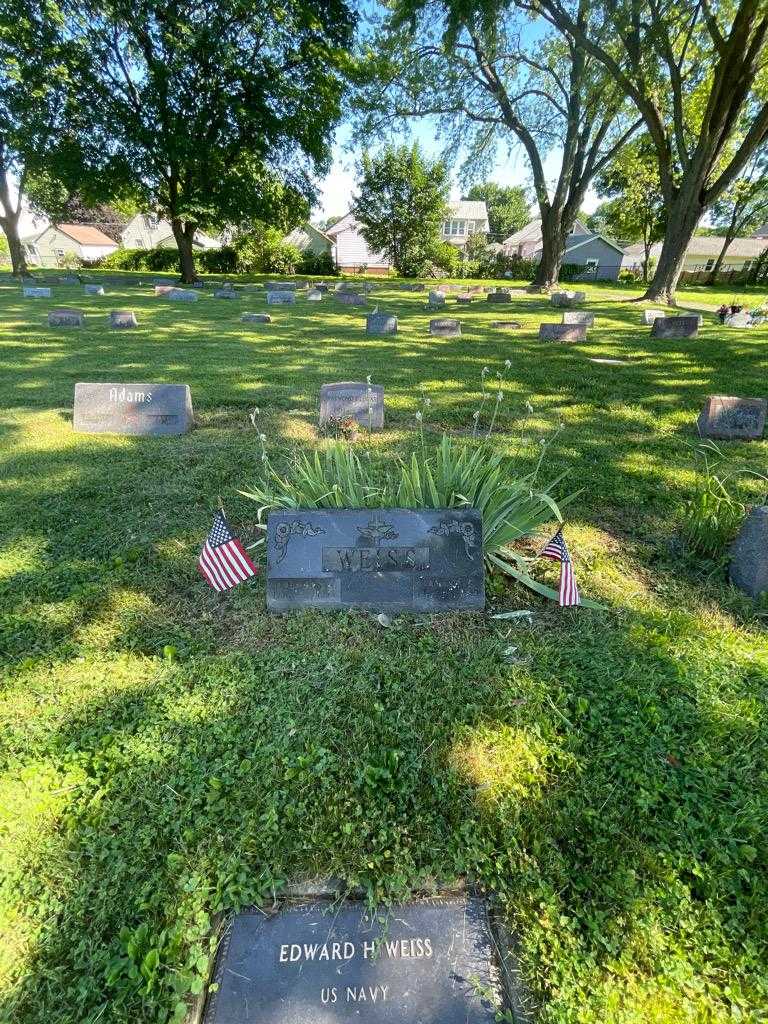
<box><xmin>451</xmin><ymin>724</ymin><xmax>552</xmax><ymax>806</ymax></box>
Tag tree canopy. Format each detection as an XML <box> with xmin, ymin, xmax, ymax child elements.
<box><xmin>352</xmin><ymin>142</ymin><xmax>449</xmax><ymax>276</ymax></box>
<box><xmin>65</xmin><ymin>0</ymin><xmax>356</xmax><ymax>280</ymax></box>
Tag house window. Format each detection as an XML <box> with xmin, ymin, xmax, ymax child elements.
<box><xmin>55</xmin><ymin>248</ymin><xmax>65</xmax><ymax>257</ymax></box>
<box><xmin>443</xmin><ymin>219</ymin><xmax>466</xmax><ymax>236</ymax></box>
<box><xmin>704</xmin><ymin>258</ymin><xmax>715</xmax><ymax>271</ymax></box>
<box><xmin>584</xmin><ymin>258</ymin><xmax>599</xmax><ymax>274</ymax></box>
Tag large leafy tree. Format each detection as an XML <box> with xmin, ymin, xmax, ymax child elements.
<box><xmin>352</xmin><ymin>1</ymin><xmax>641</xmax><ymax>287</ymax></box>
<box><xmin>532</xmin><ymin>0</ymin><xmax>768</xmax><ymax>302</ymax></box>
<box><xmin>465</xmin><ymin>181</ymin><xmax>529</xmax><ymax>240</ymax></box>
<box><xmin>0</xmin><ymin>1</ymin><xmax>73</xmax><ymax>276</ymax></box>
<box><xmin>706</xmin><ymin>149</ymin><xmax>768</xmax><ymax>283</ymax></box>
<box><xmin>593</xmin><ymin>137</ymin><xmax>666</xmax><ymax>282</ymax></box>
<box><xmin>67</xmin><ymin>0</ymin><xmax>356</xmax><ymax>282</ymax></box>
<box><xmin>352</xmin><ymin>142</ymin><xmax>450</xmax><ymax>276</ymax></box>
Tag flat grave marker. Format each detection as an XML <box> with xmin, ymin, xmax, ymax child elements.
<box><xmin>241</xmin><ymin>312</ymin><xmax>272</xmax><ymax>323</ymax></box>
<box><xmin>697</xmin><ymin>396</ymin><xmax>766</xmax><ymax>440</ymax></box>
<box><xmin>266</xmin><ymin>508</ymin><xmax>484</xmax><ymax>613</ymax></box>
<box><xmin>490</xmin><ymin>320</ymin><xmax>522</xmax><ymax>329</ymax></box>
<box><xmin>551</xmin><ymin>290</ymin><xmax>585</xmax><ymax>307</ymax></box>
<box><xmin>650</xmin><ymin>315</ymin><xmax>699</xmax><ymax>338</ymax></box>
<box><xmin>48</xmin><ymin>308</ymin><xmax>84</xmax><ymax>327</ymax></box>
<box><xmin>335</xmin><ymin>291</ymin><xmax>366</xmax><ymax>306</ymax></box>
<box><xmin>539</xmin><ymin>323</ymin><xmax>586</xmax><ymax>343</ymax></box>
<box><xmin>214</xmin><ymin>288</ymin><xmax>239</xmax><ymax>299</ymax></box>
<box><xmin>486</xmin><ymin>290</ymin><xmax>511</xmax><ymax>303</ymax></box>
<box><xmin>73</xmin><ymin>383</ymin><xmax>193</xmax><ymax>436</ymax></box>
<box><xmin>319</xmin><ymin>381</ymin><xmax>384</xmax><ymax>430</ymax></box>
<box><xmin>167</xmin><ymin>288</ymin><xmax>198</xmax><ymax>302</ymax></box>
<box><xmin>110</xmin><ymin>310</ymin><xmax>138</xmax><ymax>329</ymax></box>
<box><xmin>23</xmin><ymin>286</ymin><xmax>51</xmax><ymax>298</ymax></box>
<box><xmin>202</xmin><ymin>897</ymin><xmax>501</xmax><ymax>1024</ymax></box>
<box><xmin>84</xmin><ymin>284</ymin><xmax>105</xmax><ymax>296</ymax></box>
<box><xmin>429</xmin><ymin>318</ymin><xmax>461</xmax><ymax>337</ymax></box>
<box><xmin>267</xmin><ymin>291</ymin><xmax>296</xmax><ymax>305</ymax></box>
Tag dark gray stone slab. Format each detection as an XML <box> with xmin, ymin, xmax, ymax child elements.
<box><xmin>48</xmin><ymin>308</ymin><xmax>84</xmax><ymax>327</ymax></box>
<box><xmin>84</xmin><ymin>284</ymin><xmax>105</xmax><ymax>295</ymax></box>
<box><xmin>429</xmin><ymin>318</ymin><xmax>461</xmax><ymax>337</ymax></box>
<box><xmin>335</xmin><ymin>291</ymin><xmax>366</xmax><ymax>306</ymax></box>
<box><xmin>562</xmin><ymin>311</ymin><xmax>594</xmax><ymax>326</ymax></box>
<box><xmin>266</xmin><ymin>508</ymin><xmax>484</xmax><ymax>612</ymax></box>
<box><xmin>730</xmin><ymin>506</ymin><xmax>768</xmax><ymax>598</ymax></box>
<box><xmin>366</xmin><ymin>313</ymin><xmax>397</xmax><ymax>336</ymax></box>
<box><xmin>697</xmin><ymin>396</ymin><xmax>766</xmax><ymax>440</ymax></box>
<box><xmin>486</xmin><ymin>291</ymin><xmax>511</xmax><ymax>302</ymax></box>
<box><xmin>241</xmin><ymin>312</ymin><xmax>272</xmax><ymax>323</ymax></box>
<box><xmin>168</xmin><ymin>288</ymin><xmax>198</xmax><ymax>302</ymax></box>
<box><xmin>202</xmin><ymin>897</ymin><xmax>499</xmax><ymax>1024</ymax></box>
<box><xmin>110</xmin><ymin>310</ymin><xmax>138</xmax><ymax>329</ymax></box>
<box><xmin>491</xmin><ymin>320</ymin><xmax>522</xmax><ymax>329</ymax></box>
<box><xmin>319</xmin><ymin>382</ymin><xmax>384</xmax><ymax>430</ymax></box>
<box><xmin>24</xmin><ymin>286</ymin><xmax>51</xmax><ymax>298</ymax></box>
<box><xmin>268</xmin><ymin>291</ymin><xmax>296</xmax><ymax>305</ymax></box>
<box><xmin>538</xmin><ymin>323</ymin><xmax>586</xmax><ymax>342</ymax></box>
<box><xmin>550</xmin><ymin>290</ymin><xmax>585</xmax><ymax>306</ymax></box>
<box><xmin>73</xmin><ymin>383</ymin><xmax>193</xmax><ymax>436</ymax></box>
<box><xmin>650</xmin><ymin>316</ymin><xmax>699</xmax><ymax>338</ymax></box>
<box><xmin>456</xmin><ymin>295</ymin><xmax>473</xmax><ymax>304</ymax></box>
<box><xmin>265</xmin><ymin>281</ymin><xmax>299</xmax><ymax>291</ymax></box>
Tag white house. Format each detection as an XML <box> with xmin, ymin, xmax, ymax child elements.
<box><xmin>121</xmin><ymin>213</ymin><xmax>221</xmax><ymax>250</ymax></box>
<box><xmin>440</xmin><ymin>200</ymin><xmax>490</xmax><ymax>248</ymax></box>
<box><xmin>623</xmin><ymin>235</ymin><xmax>768</xmax><ymax>274</ymax></box>
<box><xmin>21</xmin><ymin>224</ymin><xmax>118</xmax><ymax>267</ymax></box>
<box><xmin>283</xmin><ymin>223</ymin><xmax>334</xmax><ymax>256</ymax></box>
<box><xmin>324</xmin><ymin>213</ymin><xmax>392</xmax><ymax>274</ymax></box>
<box><xmin>502</xmin><ymin>218</ymin><xmax>590</xmax><ymax>257</ymax></box>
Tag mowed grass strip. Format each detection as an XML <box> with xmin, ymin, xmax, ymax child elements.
<box><xmin>0</xmin><ymin>272</ymin><xmax>767</xmax><ymax>1024</ymax></box>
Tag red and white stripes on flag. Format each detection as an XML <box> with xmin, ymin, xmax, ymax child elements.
<box><xmin>197</xmin><ymin>509</ymin><xmax>258</xmax><ymax>592</ymax></box>
<box><xmin>540</xmin><ymin>528</ymin><xmax>581</xmax><ymax>607</ymax></box>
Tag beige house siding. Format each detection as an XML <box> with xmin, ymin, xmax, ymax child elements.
<box><xmin>22</xmin><ymin>226</ymin><xmax>117</xmax><ymax>267</ymax></box>
<box><xmin>121</xmin><ymin>214</ymin><xmax>221</xmax><ymax>250</ymax></box>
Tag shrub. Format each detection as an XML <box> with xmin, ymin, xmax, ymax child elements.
<box><xmin>98</xmin><ymin>247</ymin><xmax>179</xmax><ymax>271</ymax></box>
<box><xmin>298</xmin><ymin>248</ymin><xmax>337</xmax><ymax>276</ymax></box>
<box><xmin>233</xmin><ymin>227</ymin><xmax>301</xmax><ymax>274</ymax></box>
<box><xmin>428</xmin><ymin>241</ymin><xmax>462</xmax><ymax>277</ymax></box>
<box><xmin>198</xmin><ymin>246</ymin><xmax>237</xmax><ymax>274</ymax></box>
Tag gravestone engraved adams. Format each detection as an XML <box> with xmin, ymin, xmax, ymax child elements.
<box><xmin>267</xmin><ymin>291</ymin><xmax>296</xmax><ymax>305</ymax></box>
<box><xmin>24</xmin><ymin>286</ymin><xmax>52</xmax><ymax>298</ymax></box>
<box><xmin>650</xmin><ymin>315</ymin><xmax>699</xmax><ymax>338</ymax></box>
<box><xmin>539</xmin><ymin>323</ymin><xmax>586</xmax><ymax>342</ymax></box>
<box><xmin>429</xmin><ymin>318</ymin><xmax>461</xmax><ymax>337</ymax></box>
<box><xmin>110</xmin><ymin>310</ymin><xmax>138</xmax><ymax>329</ymax></box>
<box><xmin>697</xmin><ymin>396</ymin><xmax>766</xmax><ymax>440</ymax></box>
<box><xmin>366</xmin><ymin>313</ymin><xmax>397</xmax><ymax>336</ymax></box>
<box><xmin>266</xmin><ymin>508</ymin><xmax>484</xmax><ymax>612</ymax></box>
<box><xmin>319</xmin><ymin>382</ymin><xmax>384</xmax><ymax>430</ymax></box>
<box><xmin>202</xmin><ymin>897</ymin><xmax>502</xmax><ymax>1024</ymax></box>
<box><xmin>84</xmin><ymin>284</ymin><xmax>105</xmax><ymax>295</ymax></box>
<box><xmin>48</xmin><ymin>308</ymin><xmax>84</xmax><ymax>327</ymax></box>
<box><xmin>73</xmin><ymin>383</ymin><xmax>193</xmax><ymax>436</ymax></box>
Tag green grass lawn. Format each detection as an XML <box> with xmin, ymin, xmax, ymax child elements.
<box><xmin>1</xmin><ymin>271</ymin><xmax>767</xmax><ymax>1024</ymax></box>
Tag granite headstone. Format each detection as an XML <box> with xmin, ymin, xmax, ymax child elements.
<box><xmin>335</xmin><ymin>291</ymin><xmax>366</xmax><ymax>306</ymax></box>
<box><xmin>266</xmin><ymin>508</ymin><xmax>485</xmax><ymax>612</ymax></box>
<box><xmin>24</xmin><ymin>286</ymin><xmax>52</xmax><ymax>298</ymax></box>
<box><xmin>550</xmin><ymin>290</ymin><xmax>585</xmax><ymax>306</ymax></box>
<box><xmin>643</xmin><ymin>309</ymin><xmax>665</xmax><ymax>325</ymax></box>
<box><xmin>73</xmin><ymin>383</ymin><xmax>194</xmax><ymax>436</ymax></box>
<box><xmin>538</xmin><ymin>323</ymin><xmax>586</xmax><ymax>342</ymax></box>
<box><xmin>429</xmin><ymin>318</ymin><xmax>461</xmax><ymax>337</ymax></box>
<box><xmin>215</xmin><ymin>288</ymin><xmax>239</xmax><ymax>299</ymax></box>
<box><xmin>201</xmin><ymin>897</ymin><xmax>501</xmax><ymax>1024</ymax></box>
<box><xmin>84</xmin><ymin>284</ymin><xmax>105</xmax><ymax>296</ymax></box>
<box><xmin>268</xmin><ymin>291</ymin><xmax>297</xmax><ymax>305</ymax></box>
<box><xmin>319</xmin><ymin>382</ymin><xmax>384</xmax><ymax>430</ymax></box>
<box><xmin>491</xmin><ymin>320</ymin><xmax>522</xmax><ymax>329</ymax></box>
<box><xmin>486</xmin><ymin>290</ymin><xmax>511</xmax><ymax>302</ymax></box>
<box><xmin>307</xmin><ymin>289</ymin><xmax>323</xmax><ymax>301</ymax></box>
<box><xmin>650</xmin><ymin>316</ymin><xmax>699</xmax><ymax>338</ymax></box>
<box><xmin>730</xmin><ymin>506</ymin><xmax>768</xmax><ymax>599</ymax></box>
<box><xmin>241</xmin><ymin>312</ymin><xmax>272</xmax><ymax>323</ymax></box>
<box><xmin>697</xmin><ymin>396</ymin><xmax>766</xmax><ymax>440</ymax></box>
<box><xmin>110</xmin><ymin>310</ymin><xmax>138</xmax><ymax>329</ymax></box>
<box><xmin>48</xmin><ymin>308</ymin><xmax>84</xmax><ymax>327</ymax></box>
<box><xmin>366</xmin><ymin>313</ymin><xmax>397</xmax><ymax>336</ymax></box>
<box><xmin>562</xmin><ymin>310</ymin><xmax>594</xmax><ymax>326</ymax></box>
<box><xmin>167</xmin><ymin>288</ymin><xmax>198</xmax><ymax>302</ymax></box>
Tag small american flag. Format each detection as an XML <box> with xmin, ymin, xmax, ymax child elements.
<box><xmin>541</xmin><ymin>528</ymin><xmax>580</xmax><ymax>607</ymax></box>
<box><xmin>198</xmin><ymin>510</ymin><xmax>258</xmax><ymax>592</ymax></box>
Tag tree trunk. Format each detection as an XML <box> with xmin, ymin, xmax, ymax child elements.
<box><xmin>705</xmin><ymin>233</ymin><xmax>736</xmax><ymax>285</ymax></box>
<box><xmin>530</xmin><ymin>208</ymin><xmax>567</xmax><ymax>289</ymax></box>
<box><xmin>171</xmin><ymin>217</ymin><xmax>197</xmax><ymax>283</ymax></box>
<box><xmin>0</xmin><ymin>175</ymin><xmax>28</xmax><ymax>277</ymax></box>
<box><xmin>641</xmin><ymin>195</ymin><xmax>704</xmax><ymax>303</ymax></box>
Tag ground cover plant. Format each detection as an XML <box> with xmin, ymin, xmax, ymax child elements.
<box><xmin>1</xmin><ymin>272</ymin><xmax>767</xmax><ymax>1024</ymax></box>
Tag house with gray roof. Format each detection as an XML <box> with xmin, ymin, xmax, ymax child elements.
<box><xmin>283</xmin><ymin>223</ymin><xmax>334</xmax><ymax>256</ymax></box>
<box><xmin>502</xmin><ymin>218</ymin><xmax>626</xmax><ymax>279</ymax></box>
<box><xmin>440</xmin><ymin>200</ymin><xmax>490</xmax><ymax>248</ymax></box>
<box><xmin>623</xmin><ymin>235</ymin><xmax>768</xmax><ymax>274</ymax></box>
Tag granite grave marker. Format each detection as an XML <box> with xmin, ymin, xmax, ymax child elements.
<box><xmin>486</xmin><ymin>290</ymin><xmax>511</xmax><ymax>302</ymax></box>
<box><xmin>429</xmin><ymin>318</ymin><xmax>461</xmax><ymax>337</ymax></box>
<box><xmin>241</xmin><ymin>312</ymin><xmax>272</xmax><ymax>323</ymax></box>
<box><xmin>366</xmin><ymin>313</ymin><xmax>397</xmax><ymax>336</ymax></box>
<box><xmin>84</xmin><ymin>284</ymin><xmax>105</xmax><ymax>296</ymax></box>
<box><xmin>307</xmin><ymin>289</ymin><xmax>323</xmax><ymax>300</ymax></box>
<box><xmin>110</xmin><ymin>310</ymin><xmax>138</xmax><ymax>329</ymax></box>
<box><xmin>643</xmin><ymin>309</ymin><xmax>665</xmax><ymax>325</ymax></box>
<box><xmin>550</xmin><ymin>290</ymin><xmax>585</xmax><ymax>306</ymax></box>
<box><xmin>319</xmin><ymin>382</ymin><xmax>384</xmax><ymax>430</ymax></box>
<box><xmin>335</xmin><ymin>291</ymin><xmax>366</xmax><ymax>306</ymax></box>
<box><xmin>167</xmin><ymin>288</ymin><xmax>198</xmax><ymax>302</ymax></box>
<box><xmin>562</xmin><ymin>310</ymin><xmax>594</xmax><ymax>326</ymax></box>
<box><xmin>266</xmin><ymin>508</ymin><xmax>484</xmax><ymax>612</ymax></box>
<box><xmin>215</xmin><ymin>288</ymin><xmax>239</xmax><ymax>299</ymax></box>
<box><xmin>491</xmin><ymin>320</ymin><xmax>522</xmax><ymax>329</ymax></box>
<box><xmin>73</xmin><ymin>383</ymin><xmax>193</xmax><ymax>436</ymax></box>
<box><xmin>201</xmin><ymin>897</ymin><xmax>501</xmax><ymax>1024</ymax></box>
<box><xmin>267</xmin><ymin>291</ymin><xmax>296</xmax><ymax>305</ymax></box>
<box><xmin>730</xmin><ymin>506</ymin><xmax>768</xmax><ymax>599</ymax></box>
<box><xmin>48</xmin><ymin>308</ymin><xmax>84</xmax><ymax>327</ymax></box>
<box><xmin>650</xmin><ymin>316</ymin><xmax>699</xmax><ymax>338</ymax></box>
<box><xmin>538</xmin><ymin>323</ymin><xmax>586</xmax><ymax>342</ymax></box>
<box><xmin>697</xmin><ymin>396</ymin><xmax>766</xmax><ymax>440</ymax></box>
<box><xmin>23</xmin><ymin>286</ymin><xmax>52</xmax><ymax>298</ymax></box>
